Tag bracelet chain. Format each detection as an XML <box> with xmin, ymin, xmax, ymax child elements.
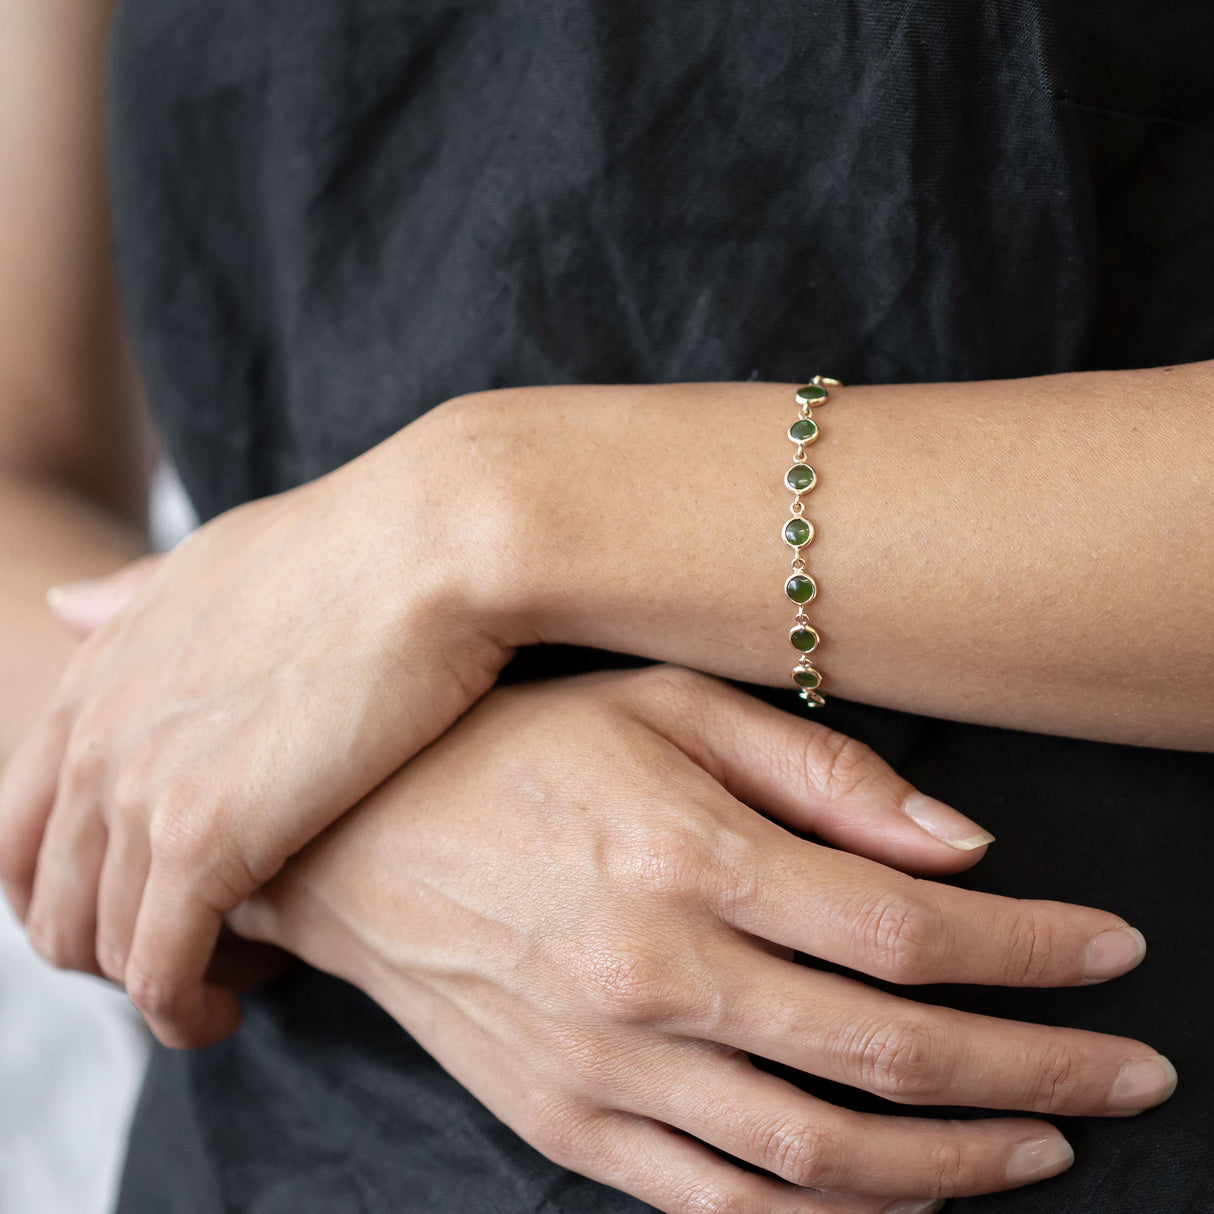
<box><xmin>784</xmin><ymin>375</ymin><xmax>840</xmax><ymax>707</ymax></box>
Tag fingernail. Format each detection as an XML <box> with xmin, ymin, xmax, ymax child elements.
<box><xmin>882</xmin><ymin>1201</ymin><xmax>945</xmax><ymax>1214</ymax></box>
<box><xmin>1107</xmin><ymin>1055</ymin><xmax>1177</xmax><ymax>1112</ymax></box>
<box><xmin>46</xmin><ymin>577</ymin><xmax>134</xmax><ymax>633</ymax></box>
<box><xmin>46</xmin><ymin>577</ymin><xmax>125</xmax><ymax>615</ymax></box>
<box><xmin>1082</xmin><ymin>926</ymin><xmax>1147</xmax><ymax>982</ymax></box>
<box><xmin>1005</xmin><ymin>1134</ymin><xmax>1074</xmax><ymax>1185</ymax></box>
<box><xmin>902</xmin><ymin>792</ymin><xmax>996</xmax><ymax>851</ymax></box>
<box><xmin>46</xmin><ymin>579</ymin><xmax>104</xmax><ymax>607</ymax></box>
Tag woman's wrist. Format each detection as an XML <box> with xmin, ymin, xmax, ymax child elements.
<box><xmin>439</xmin><ymin>381</ymin><xmax>795</xmax><ymax>662</ymax></box>
<box><xmin>334</xmin><ymin>398</ymin><xmax>522</xmax><ymax>680</ymax></box>
<box><xmin>434</xmin><ymin>366</ymin><xmax>1214</xmax><ymax>750</ymax></box>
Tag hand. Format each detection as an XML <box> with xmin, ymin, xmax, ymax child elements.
<box><xmin>230</xmin><ymin>666</ymin><xmax>1173</xmax><ymax>1214</ymax></box>
<box><xmin>0</xmin><ymin>410</ymin><xmax>511</xmax><ymax>1047</ymax></box>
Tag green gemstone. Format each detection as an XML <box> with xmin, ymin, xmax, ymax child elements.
<box><xmin>785</xmin><ymin>464</ymin><xmax>816</xmax><ymax>492</ymax></box>
<box><xmin>785</xmin><ymin>575</ymin><xmax>816</xmax><ymax>604</ymax></box>
<box><xmin>784</xmin><ymin>517</ymin><xmax>812</xmax><ymax>547</ymax></box>
<box><xmin>788</xmin><ymin>418</ymin><xmax>819</xmax><ymax>444</ymax></box>
<box><xmin>792</xmin><ymin>667</ymin><xmax>822</xmax><ymax>690</ymax></box>
<box><xmin>790</xmin><ymin>626</ymin><xmax>819</xmax><ymax>652</ymax></box>
<box><xmin>795</xmin><ymin>384</ymin><xmax>829</xmax><ymax>406</ymax></box>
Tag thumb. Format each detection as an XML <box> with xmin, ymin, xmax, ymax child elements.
<box><xmin>46</xmin><ymin>554</ymin><xmax>164</xmax><ymax>636</ymax></box>
<box><xmin>653</xmin><ymin>670</ymin><xmax>995</xmax><ymax>877</ymax></box>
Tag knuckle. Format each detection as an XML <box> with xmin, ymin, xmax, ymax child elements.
<box><xmin>805</xmin><ymin>728</ymin><xmax>878</xmax><ymax>802</ymax></box>
<box><xmin>1004</xmin><ymin>906</ymin><xmax>1059</xmax><ymax>985</ymax></box>
<box><xmin>1028</xmin><ymin>1042</ymin><xmax>1087</xmax><ymax>1114</ymax></box>
<box><xmin>150</xmin><ymin>813</ymin><xmax>257</xmax><ymax>910</ymax></box>
<box><xmin>122</xmin><ymin>750</ymin><xmax>254</xmax><ymax>904</ymax></box>
<box><xmin>920</xmin><ymin>1136</ymin><xmax>976</xmax><ymax>1199</ymax></box>
<box><xmin>751</xmin><ymin>1117</ymin><xmax>833</xmax><ymax>1188</ymax></box>
<box><xmin>612</xmin><ymin>823</ymin><xmax>720</xmax><ymax>901</ymax></box>
<box><xmin>673</xmin><ymin>1183</ymin><xmax>748</xmax><ymax>1214</ymax></box>
<box><xmin>96</xmin><ymin>937</ymin><xmax>127</xmax><ymax>983</ymax></box>
<box><xmin>848</xmin><ymin>1017</ymin><xmax>951</xmax><ymax>1101</ymax></box>
<box><xmin>124</xmin><ymin>959</ymin><xmax>183</xmax><ymax>1020</ymax></box>
<box><xmin>148</xmin><ymin>807</ymin><xmax>210</xmax><ymax>875</ymax></box>
<box><xmin>28</xmin><ymin>915</ymin><xmax>90</xmax><ymax>972</ymax></box>
<box><xmin>208</xmin><ymin>843</ymin><xmax>272</xmax><ymax>907</ymax></box>
<box><xmin>147</xmin><ymin>788</ymin><xmax>242</xmax><ymax>892</ymax></box>
<box><xmin>520</xmin><ymin>1095</ymin><xmax>581</xmax><ymax>1164</ymax></box>
<box><xmin>135</xmin><ymin>771</ymin><xmax>275</xmax><ymax>910</ymax></box>
<box><xmin>857</xmin><ymin>889</ymin><xmax>943</xmax><ymax>984</ymax></box>
<box><xmin>572</xmin><ymin>945</ymin><xmax>684</xmax><ymax>1023</ymax></box>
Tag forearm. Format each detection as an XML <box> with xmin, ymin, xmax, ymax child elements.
<box><xmin>442</xmin><ymin>361</ymin><xmax>1212</xmax><ymax>750</ymax></box>
<box><xmin>0</xmin><ymin>0</ymin><xmax>152</xmax><ymax>761</ymax></box>
<box><xmin>0</xmin><ymin>473</ymin><xmax>144</xmax><ymax>760</ymax></box>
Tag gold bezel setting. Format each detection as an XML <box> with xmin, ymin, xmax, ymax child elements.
<box><xmin>783</xmin><ymin>517</ymin><xmax>814</xmax><ymax>548</ymax></box>
<box><xmin>790</xmin><ymin>624</ymin><xmax>820</xmax><ymax>653</ymax></box>
<box><xmin>788</xmin><ymin>417</ymin><xmax>820</xmax><ymax>445</ymax></box>
<box><xmin>785</xmin><ymin>376</ymin><xmax>839</xmax><ymax>707</ymax></box>
<box><xmin>785</xmin><ymin>463</ymin><xmax>817</xmax><ymax>493</ymax></box>
<box><xmin>784</xmin><ymin>574</ymin><xmax>817</xmax><ymax>604</ymax></box>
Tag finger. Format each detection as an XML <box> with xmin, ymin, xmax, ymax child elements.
<box><xmin>0</xmin><ymin>708</ymin><xmax>74</xmax><ymax>920</ymax></box>
<box><xmin>95</xmin><ymin>822</ymin><xmax>150</xmax><ymax>983</ymax></box>
<box><xmin>552</xmin><ymin>1111</ymin><xmax>919</xmax><ymax>1214</ymax></box>
<box><xmin>23</xmin><ymin>791</ymin><xmax>108</xmax><ymax>976</ymax></box>
<box><xmin>124</xmin><ymin>863</ymin><xmax>242</xmax><ymax>1049</ymax></box>
<box><xmin>709</xmin><ymin>941</ymin><xmax>1177</xmax><ymax>1117</ymax></box>
<box><xmin>729</xmin><ymin>815</ymin><xmax>1148</xmax><ymax>988</ymax></box>
<box><xmin>638</xmin><ymin>1048</ymin><xmax>1074</xmax><ymax>1201</ymax></box>
<box><xmin>647</xmin><ymin>669</ymin><xmax>993</xmax><ymax>875</ymax></box>
<box><xmin>45</xmin><ymin>554</ymin><xmax>163</xmax><ymax>636</ymax></box>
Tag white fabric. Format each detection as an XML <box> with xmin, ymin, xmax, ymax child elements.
<box><xmin>0</xmin><ymin>900</ymin><xmax>148</xmax><ymax>1214</ymax></box>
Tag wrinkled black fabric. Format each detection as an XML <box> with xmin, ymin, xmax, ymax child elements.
<box><xmin>105</xmin><ymin>1</ymin><xmax>1214</xmax><ymax>1211</ymax></box>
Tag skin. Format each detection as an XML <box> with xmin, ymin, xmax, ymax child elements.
<box><xmin>229</xmin><ymin>667</ymin><xmax>1171</xmax><ymax>1212</ymax></box>
<box><xmin>0</xmin><ymin>0</ymin><xmax>1200</xmax><ymax>1209</ymax></box>
<box><xmin>0</xmin><ymin>0</ymin><xmax>148</xmax><ymax>758</ymax></box>
<box><xmin>5</xmin><ymin>366</ymin><xmax>1210</xmax><ymax>1055</ymax></box>
<box><xmin>449</xmin><ymin>370</ymin><xmax>1214</xmax><ymax>751</ymax></box>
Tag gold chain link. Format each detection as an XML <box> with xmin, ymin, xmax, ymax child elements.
<box><xmin>783</xmin><ymin>375</ymin><xmax>840</xmax><ymax>707</ymax></box>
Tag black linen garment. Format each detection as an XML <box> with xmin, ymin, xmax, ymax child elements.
<box><xmin>105</xmin><ymin>1</ymin><xmax>1214</xmax><ymax>1211</ymax></box>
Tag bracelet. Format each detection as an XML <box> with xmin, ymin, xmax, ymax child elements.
<box><xmin>784</xmin><ymin>375</ymin><xmax>840</xmax><ymax>707</ymax></box>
